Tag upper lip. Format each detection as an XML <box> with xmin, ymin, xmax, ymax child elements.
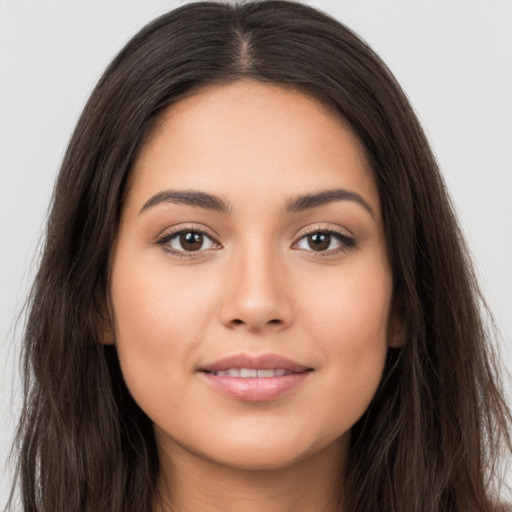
<box><xmin>199</xmin><ymin>353</ymin><xmax>312</xmax><ymax>373</ymax></box>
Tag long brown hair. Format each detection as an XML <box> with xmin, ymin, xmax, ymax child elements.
<box><xmin>7</xmin><ymin>1</ymin><xmax>511</xmax><ymax>511</ymax></box>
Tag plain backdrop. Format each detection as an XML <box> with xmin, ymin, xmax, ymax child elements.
<box><xmin>1</xmin><ymin>0</ymin><xmax>511</xmax><ymax>505</ymax></box>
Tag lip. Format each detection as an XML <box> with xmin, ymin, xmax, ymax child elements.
<box><xmin>199</xmin><ymin>353</ymin><xmax>312</xmax><ymax>373</ymax></box>
<box><xmin>198</xmin><ymin>353</ymin><xmax>313</xmax><ymax>402</ymax></box>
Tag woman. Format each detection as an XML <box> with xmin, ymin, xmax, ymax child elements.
<box><xmin>7</xmin><ymin>1</ymin><xmax>511</xmax><ymax>511</ymax></box>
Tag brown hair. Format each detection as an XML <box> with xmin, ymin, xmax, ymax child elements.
<box><xmin>7</xmin><ymin>1</ymin><xmax>511</xmax><ymax>511</ymax></box>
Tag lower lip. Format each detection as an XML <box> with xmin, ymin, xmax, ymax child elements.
<box><xmin>200</xmin><ymin>371</ymin><xmax>312</xmax><ymax>402</ymax></box>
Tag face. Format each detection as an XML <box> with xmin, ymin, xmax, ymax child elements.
<box><xmin>109</xmin><ymin>80</ymin><xmax>394</xmax><ymax>472</ymax></box>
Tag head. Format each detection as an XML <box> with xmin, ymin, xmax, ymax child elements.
<box><xmin>13</xmin><ymin>2</ymin><xmax>510</xmax><ymax>511</ymax></box>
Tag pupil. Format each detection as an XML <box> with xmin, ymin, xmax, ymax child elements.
<box><xmin>309</xmin><ymin>233</ymin><xmax>330</xmax><ymax>251</ymax></box>
<box><xmin>180</xmin><ymin>232</ymin><xmax>203</xmax><ymax>251</ymax></box>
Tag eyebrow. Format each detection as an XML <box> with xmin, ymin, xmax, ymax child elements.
<box><xmin>139</xmin><ymin>187</ymin><xmax>374</xmax><ymax>217</ymax></box>
<box><xmin>139</xmin><ymin>189</ymin><xmax>231</xmax><ymax>214</ymax></box>
<box><xmin>285</xmin><ymin>188</ymin><xmax>375</xmax><ymax>217</ymax></box>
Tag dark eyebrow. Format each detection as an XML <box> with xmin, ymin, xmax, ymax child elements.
<box><xmin>139</xmin><ymin>189</ymin><xmax>231</xmax><ymax>215</ymax></box>
<box><xmin>285</xmin><ymin>188</ymin><xmax>375</xmax><ymax>218</ymax></box>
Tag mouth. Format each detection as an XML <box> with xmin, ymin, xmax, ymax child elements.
<box><xmin>199</xmin><ymin>352</ymin><xmax>312</xmax><ymax>373</ymax></box>
<box><xmin>203</xmin><ymin>368</ymin><xmax>296</xmax><ymax>378</ymax></box>
<box><xmin>198</xmin><ymin>353</ymin><xmax>313</xmax><ymax>402</ymax></box>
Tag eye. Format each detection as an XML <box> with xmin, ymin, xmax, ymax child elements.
<box><xmin>157</xmin><ymin>229</ymin><xmax>219</xmax><ymax>254</ymax></box>
<box><xmin>295</xmin><ymin>230</ymin><xmax>355</xmax><ymax>253</ymax></box>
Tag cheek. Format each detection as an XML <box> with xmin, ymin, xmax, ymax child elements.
<box><xmin>302</xmin><ymin>254</ymin><xmax>391</xmax><ymax>345</ymax></box>
<box><xmin>109</xmin><ymin>256</ymin><xmax>219</xmax><ymax>397</ymax></box>
<box><xmin>298</xmin><ymin>256</ymin><xmax>391</xmax><ymax>417</ymax></box>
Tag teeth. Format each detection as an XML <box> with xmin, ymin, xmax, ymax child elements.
<box><xmin>257</xmin><ymin>369</ymin><xmax>276</xmax><ymax>378</ymax></box>
<box><xmin>215</xmin><ymin>369</ymin><xmax>240</xmax><ymax>377</ymax></box>
<box><xmin>240</xmin><ymin>368</ymin><xmax>258</xmax><ymax>378</ymax></box>
<box><xmin>212</xmin><ymin>368</ymin><xmax>291</xmax><ymax>378</ymax></box>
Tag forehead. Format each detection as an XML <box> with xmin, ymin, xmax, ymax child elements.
<box><xmin>127</xmin><ymin>80</ymin><xmax>380</xmax><ymax>215</ymax></box>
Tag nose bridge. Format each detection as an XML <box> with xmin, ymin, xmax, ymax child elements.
<box><xmin>220</xmin><ymin>234</ymin><xmax>292</xmax><ymax>330</ymax></box>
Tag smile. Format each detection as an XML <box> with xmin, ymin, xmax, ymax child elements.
<box><xmin>199</xmin><ymin>353</ymin><xmax>313</xmax><ymax>401</ymax></box>
<box><xmin>206</xmin><ymin>368</ymin><xmax>293</xmax><ymax>377</ymax></box>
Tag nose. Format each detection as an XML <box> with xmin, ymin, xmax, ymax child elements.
<box><xmin>218</xmin><ymin>244</ymin><xmax>293</xmax><ymax>332</ymax></box>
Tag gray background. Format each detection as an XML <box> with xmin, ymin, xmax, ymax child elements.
<box><xmin>1</xmin><ymin>0</ymin><xmax>511</xmax><ymax>505</ymax></box>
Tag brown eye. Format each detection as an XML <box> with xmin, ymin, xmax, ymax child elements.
<box><xmin>295</xmin><ymin>230</ymin><xmax>356</xmax><ymax>254</ymax></box>
<box><xmin>179</xmin><ymin>232</ymin><xmax>204</xmax><ymax>251</ymax></box>
<box><xmin>158</xmin><ymin>229</ymin><xmax>218</xmax><ymax>253</ymax></box>
<box><xmin>307</xmin><ymin>233</ymin><xmax>331</xmax><ymax>251</ymax></box>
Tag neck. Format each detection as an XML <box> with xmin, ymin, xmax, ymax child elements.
<box><xmin>153</xmin><ymin>438</ymin><xmax>348</xmax><ymax>512</ymax></box>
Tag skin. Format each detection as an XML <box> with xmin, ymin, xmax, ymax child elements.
<box><xmin>108</xmin><ymin>80</ymin><xmax>397</xmax><ymax>512</ymax></box>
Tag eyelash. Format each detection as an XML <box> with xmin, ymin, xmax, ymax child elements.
<box><xmin>293</xmin><ymin>226</ymin><xmax>356</xmax><ymax>257</ymax></box>
<box><xmin>155</xmin><ymin>225</ymin><xmax>356</xmax><ymax>258</ymax></box>
<box><xmin>155</xmin><ymin>225</ymin><xmax>220</xmax><ymax>258</ymax></box>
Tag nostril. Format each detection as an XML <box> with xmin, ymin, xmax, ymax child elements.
<box><xmin>229</xmin><ymin>318</ymin><xmax>283</xmax><ymax>328</ymax></box>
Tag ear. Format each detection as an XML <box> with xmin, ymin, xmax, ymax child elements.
<box><xmin>387</xmin><ymin>298</ymin><xmax>406</xmax><ymax>348</ymax></box>
<box><xmin>97</xmin><ymin>294</ymin><xmax>115</xmax><ymax>345</ymax></box>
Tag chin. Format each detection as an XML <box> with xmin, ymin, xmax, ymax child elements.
<box><xmin>184</xmin><ymin>429</ymin><xmax>348</xmax><ymax>473</ymax></box>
